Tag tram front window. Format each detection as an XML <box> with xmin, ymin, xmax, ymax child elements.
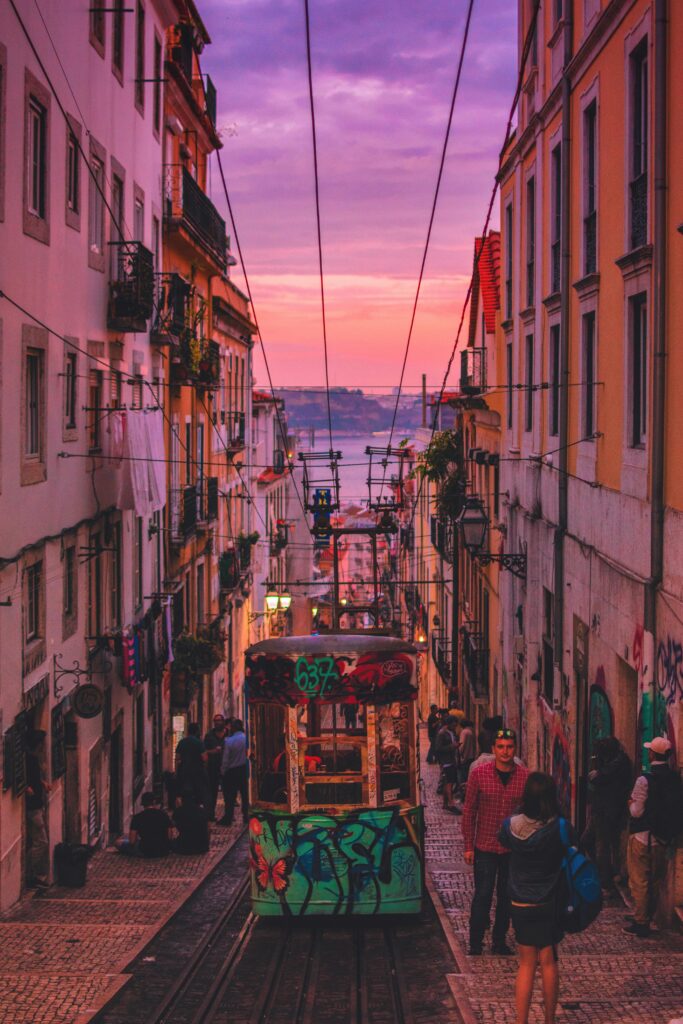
<box><xmin>299</xmin><ymin>702</ymin><xmax>366</xmax><ymax>807</ymax></box>
<box><xmin>251</xmin><ymin>704</ymin><xmax>287</xmax><ymax>805</ymax></box>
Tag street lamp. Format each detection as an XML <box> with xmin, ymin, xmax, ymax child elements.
<box><xmin>265</xmin><ymin>588</ymin><xmax>280</xmax><ymax>613</ymax></box>
<box><xmin>455</xmin><ymin>494</ymin><xmax>527</xmax><ymax>579</ymax></box>
<box><xmin>311</xmin><ymin>604</ymin><xmax>319</xmax><ymax>617</ymax></box>
<box><xmin>279</xmin><ymin>590</ymin><xmax>292</xmax><ymax>612</ymax></box>
<box><xmin>456</xmin><ymin>496</ymin><xmax>489</xmax><ymax>552</ymax></box>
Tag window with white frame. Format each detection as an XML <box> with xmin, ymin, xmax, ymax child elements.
<box><xmin>134</xmin><ymin>194</ymin><xmax>144</xmax><ymax>242</ymax></box>
<box><xmin>28</xmin><ymin>98</ymin><xmax>47</xmax><ymax>219</ymax></box>
<box><xmin>25</xmin><ymin>560</ymin><xmax>42</xmax><ymax>643</ymax></box>
<box><xmin>504</xmin><ymin>202</ymin><xmax>513</xmax><ymax>319</ymax></box>
<box><xmin>506</xmin><ymin>341</ymin><xmax>513</xmax><ymax>430</ymax></box>
<box><xmin>629</xmin><ymin>292</ymin><xmax>647</xmax><ymax>447</ymax></box>
<box><xmin>89</xmin><ymin>155</ymin><xmax>105</xmax><ymax>257</ymax></box>
<box><xmin>112</xmin><ymin>0</ymin><xmax>125</xmax><ymax>77</ymax></box>
<box><xmin>524</xmin><ymin>334</ymin><xmax>534</xmax><ymax>432</ymax></box>
<box><xmin>67</xmin><ymin>131</ymin><xmax>79</xmax><ymax>215</ymax></box>
<box><xmin>526</xmin><ymin>176</ymin><xmax>535</xmax><ymax>308</ymax></box>
<box><xmin>582</xmin><ymin>311</ymin><xmax>596</xmax><ymax>438</ymax></box>
<box><xmin>583</xmin><ymin>100</ymin><xmax>597</xmax><ymax>275</ymax></box>
<box><xmin>64</xmin><ymin>350</ymin><xmax>77</xmax><ymax>431</ymax></box>
<box><xmin>25</xmin><ymin>348</ymin><xmax>44</xmax><ymax>459</ymax></box>
<box><xmin>135</xmin><ymin>1</ymin><xmax>146</xmax><ymax>112</ymax></box>
<box><xmin>629</xmin><ymin>38</ymin><xmax>648</xmax><ymax>250</ymax></box>
<box><xmin>134</xmin><ymin>516</ymin><xmax>143</xmax><ymax>609</ymax></box>
<box><xmin>87</xmin><ymin>369</ymin><xmax>103</xmax><ymax>451</ymax></box>
<box><xmin>550</xmin><ymin>143</ymin><xmax>562</xmax><ymax>293</ymax></box>
<box><xmin>549</xmin><ymin>323</ymin><xmax>560</xmax><ymax>436</ymax></box>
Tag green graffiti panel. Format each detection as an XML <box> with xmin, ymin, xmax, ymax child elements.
<box><xmin>248</xmin><ymin>805</ymin><xmax>424</xmax><ymax>916</ymax></box>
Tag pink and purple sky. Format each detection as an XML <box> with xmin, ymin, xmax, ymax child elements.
<box><xmin>201</xmin><ymin>0</ymin><xmax>517</xmax><ymax>391</ymax></box>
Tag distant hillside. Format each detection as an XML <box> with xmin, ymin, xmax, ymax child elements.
<box><xmin>275</xmin><ymin>388</ymin><xmax>423</xmax><ymax>434</ymax></box>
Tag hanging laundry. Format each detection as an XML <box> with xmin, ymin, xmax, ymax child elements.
<box><xmin>104</xmin><ymin>410</ymin><xmax>126</xmax><ymax>466</ymax></box>
<box><xmin>118</xmin><ymin>409</ymin><xmax>166</xmax><ymax>515</ymax></box>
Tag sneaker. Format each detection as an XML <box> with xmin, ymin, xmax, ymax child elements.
<box><xmin>623</xmin><ymin>922</ymin><xmax>651</xmax><ymax>938</ymax></box>
<box><xmin>491</xmin><ymin>942</ymin><xmax>514</xmax><ymax>956</ymax></box>
<box><xmin>468</xmin><ymin>944</ymin><xmax>483</xmax><ymax>956</ymax></box>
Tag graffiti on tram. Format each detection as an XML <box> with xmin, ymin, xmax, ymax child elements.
<box><xmin>246</xmin><ymin>651</ymin><xmax>417</xmax><ymax>706</ymax></box>
<box><xmin>248</xmin><ymin>805</ymin><xmax>423</xmax><ymax>916</ymax></box>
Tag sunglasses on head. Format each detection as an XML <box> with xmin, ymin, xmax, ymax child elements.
<box><xmin>495</xmin><ymin>728</ymin><xmax>516</xmax><ymax>740</ymax></box>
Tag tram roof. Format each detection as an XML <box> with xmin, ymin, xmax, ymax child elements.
<box><xmin>246</xmin><ymin>633</ymin><xmax>417</xmax><ymax>659</ymax></box>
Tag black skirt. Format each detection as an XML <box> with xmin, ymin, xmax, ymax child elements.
<box><xmin>511</xmin><ymin>898</ymin><xmax>564</xmax><ymax>949</ymax></box>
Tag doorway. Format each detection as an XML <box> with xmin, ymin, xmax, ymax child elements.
<box><xmin>63</xmin><ymin>713</ymin><xmax>81</xmax><ymax>844</ymax></box>
<box><xmin>108</xmin><ymin>726</ymin><xmax>123</xmax><ymax>836</ymax></box>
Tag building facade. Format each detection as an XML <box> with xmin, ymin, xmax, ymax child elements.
<box><xmin>0</xmin><ymin>0</ymin><xmax>177</xmax><ymax>908</ymax></box>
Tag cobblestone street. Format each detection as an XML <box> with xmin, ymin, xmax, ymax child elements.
<box><xmin>0</xmin><ymin>821</ymin><xmax>243</xmax><ymax>1024</ymax></box>
<box><xmin>421</xmin><ymin>731</ymin><xmax>683</xmax><ymax>1024</ymax></box>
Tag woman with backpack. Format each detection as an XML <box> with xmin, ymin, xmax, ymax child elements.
<box><xmin>499</xmin><ymin>773</ymin><xmax>574</xmax><ymax>1024</ymax></box>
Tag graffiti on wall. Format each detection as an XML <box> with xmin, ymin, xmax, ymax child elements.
<box><xmin>248</xmin><ymin>806</ymin><xmax>423</xmax><ymax>916</ymax></box>
<box><xmin>588</xmin><ymin>669</ymin><xmax>613</xmax><ymax>755</ymax></box>
<box><xmin>633</xmin><ymin>625</ymin><xmax>678</xmax><ymax>769</ymax></box>
<box><xmin>655</xmin><ymin>635</ymin><xmax>683</xmax><ymax>706</ymax></box>
<box><xmin>246</xmin><ymin>651</ymin><xmax>417</xmax><ymax>706</ymax></box>
<box><xmin>537</xmin><ymin>697</ymin><xmax>572</xmax><ymax>816</ymax></box>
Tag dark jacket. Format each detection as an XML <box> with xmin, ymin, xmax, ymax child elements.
<box><xmin>434</xmin><ymin>726</ymin><xmax>459</xmax><ymax>767</ymax></box>
<box><xmin>499</xmin><ymin>815</ymin><xmax>571</xmax><ymax>904</ymax></box>
<box><xmin>588</xmin><ymin>749</ymin><xmax>632</xmax><ymax>828</ymax></box>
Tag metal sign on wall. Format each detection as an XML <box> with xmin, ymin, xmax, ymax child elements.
<box><xmin>73</xmin><ymin>685</ymin><xmax>104</xmax><ymax>719</ymax></box>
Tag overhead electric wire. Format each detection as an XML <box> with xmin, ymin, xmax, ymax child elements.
<box><xmin>405</xmin><ymin>0</ymin><xmax>542</xmax><ymax>539</ymax></box>
<box><xmin>303</xmin><ymin>0</ymin><xmax>334</xmax><ymax>452</ymax></box>
<box><xmin>379</xmin><ymin>0</ymin><xmax>476</xmax><ymax>502</ymax></box>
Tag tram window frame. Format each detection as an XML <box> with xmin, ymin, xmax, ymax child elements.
<box><xmin>376</xmin><ymin>701</ymin><xmax>417</xmax><ymax>807</ymax></box>
<box><xmin>250</xmin><ymin>703</ymin><xmax>288</xmax><ymax>808</ymax></box>
<box><xmin>297</xmin><ymin>701</ymin><xmax>369</xmax><ymax>808</ymax></box>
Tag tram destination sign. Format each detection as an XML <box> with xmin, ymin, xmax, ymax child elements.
<box><xmin>246</xmin><ymin>649</ymin><xmax>417</xmax><ymax>706</ymax></box>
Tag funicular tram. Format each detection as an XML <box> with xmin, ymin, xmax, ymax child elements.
<box><xmin>244</xmin><ymin>633</ymin><xmax>423</xmax><ymax>917</ymax></box>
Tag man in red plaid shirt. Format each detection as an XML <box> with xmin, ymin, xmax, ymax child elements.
<box><xmin>462</xmin><ymin>728</ymin><xmax>528</xmax><ymax>955</ymax></box>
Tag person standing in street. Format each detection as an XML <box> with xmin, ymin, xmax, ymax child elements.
<box><xmin>426</xmin><ymin>704</ymin><xmax>440</xmax><ymax>764</ymax></box>
<box><xmin>25</xmin><ymin>731</ymin><xmax>50</xmax><ymax>889</ymax></box>
<box><xmin>462</xmin><ymin>727</ymin><xmax>529</xmax><ymax>955</ymax></box>
<box><xmin>175</xmin><ymin>723</ymin><xmax>210</xmax><ymax>809</ymax></box>
<box><xmin>203</xmin><ymin>715</ymin><xmax>227</xmax><ymax>821</ymax></box>
<box><xmin>221</xmin><ymin>719</ymin><xmax>249</xmax><ymax>826</ymax></box>
<box><xmin>499</xmin><ymin>773</ymin><xmax>572</xmax><ymax>1024</ymax></box>
<box><xmin>458</xmin><ymin>718</ymin><xmax>476</xmax><ymax>791</ymax></box>
<box><xmin>581</xmin><ymin>736</ymin><xmax>632</xmax><ymax>891</ymax></box>
<box><xmin>625</xmin><ymin>736</ymin><xmax>683</xmax><ymax>937</ymax></box>
<box><xmin>435</xmin><ymin>715</ymin><xmax>462</xmax><ymax>813</ymax></box>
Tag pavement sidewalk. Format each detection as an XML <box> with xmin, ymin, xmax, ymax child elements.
<box><xmin>0</xmin><ymin>816</ymin><xmax>243</xmax><ymax>1024</ymax></box>
<box><xmin>421</xmin><ymin>731</ymin><xmax>683</xmax><ymax>1024</ymax></box>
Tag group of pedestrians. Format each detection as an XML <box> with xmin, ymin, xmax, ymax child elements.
<box><xmin>115</xmin><ymin>715</ymin><xmax>249</xmax><ymax>861</ymax></box>
<box><xmin>430</xmin><ymin>721</ymin><xmax>682</xmax><ymax>1024</ymax></box>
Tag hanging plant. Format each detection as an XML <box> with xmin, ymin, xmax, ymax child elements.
<box><xmin>416</xmin><ymin>429</ymin><xmax>462</xmax><ymax>482</ymax></box>
<box><xmin>171</xmin><ymin>631</ymin><xmax>222</xmax><ymax>677</ymax></box>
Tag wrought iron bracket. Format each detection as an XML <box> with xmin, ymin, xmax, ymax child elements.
<box><xmin>53</xmin><ymin>654</ymin><xmax>90</xmax><ymax>701</ymax></box>
<box><xmin>476</xmin><ymin>551</ymin><xmax>527</xmax><ymax>579</ymax></box>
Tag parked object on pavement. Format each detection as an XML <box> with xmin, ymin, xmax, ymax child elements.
<box><xmin>54</xmin><ymin>843</ymin><xmax>94</xmax><ymax>888</ymax></box>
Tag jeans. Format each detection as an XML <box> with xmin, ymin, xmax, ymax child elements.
<box><xmin>222</xmin><ymin>765</ymin><xmax>249</xmax><ymax>824</ymax></box>
<box><xmin>470</xmin><ymin>850</ymin><xmax>511</xmax><ymax>948</ymax></box>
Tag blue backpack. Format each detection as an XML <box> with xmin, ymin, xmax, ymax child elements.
<box><xmin>557</xmin><ymin>818</ymin><xmax>602</xmax><ymax>933</ymax></box>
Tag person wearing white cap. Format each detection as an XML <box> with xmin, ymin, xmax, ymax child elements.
<box><xmin>625</xmin><ymin>735</ymin><xmax>683</xmax><ymax>936</ymax></box>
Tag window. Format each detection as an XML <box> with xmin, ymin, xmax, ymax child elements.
<box><xmin>526</xmin><ymin>176</ymin><xmax>535</xmax><ymax>308</ymax></box>
<box><xmin>133</xmin><ymin>691</ymin><xmax>145</xmax><ymax>794</ymax></box>
<box><xmin>551</xmin><ymin>143</ymin><xmax>562</xmax><ymax>293</ymax></box>
<box><xmin>153</xmin><ymin>35</ymin><xmax>162</xmax><ymax>134</ymax></box>
<box><xmin>28</xmin><ymin>99</ymin><xmax>47</xmax><ymax>219</ymax></box>
<box><xmin>66</xmin><ymin>130</ymin><xmax>80</xmax><ymax>217</ymax></box>
<box><xmin>630</xmin><ymin>293</ymin><xmax>647</xmax><ymax>447</ymax></box>
<box><xmin>134</xmin><ymin>516</ymin><xmax>143</xmax><ymax>609</ymax></box>
<box><xmin>582</xmin><ymin>312</ymin><xmax>596</xmax><ymax>438</ymax></box>
<box><xmin>25</xmin><ymin>349</ymin><xmax>42</xmax><ymax>457</ymax></box>
<box><xmin>111</xmin><ymin>522</ymin><xmax>122</xmax><ymax>627</ymax></box>
<box><xmin>113</xmin><ymin>0</ymin><xmax>125</xmax><ymax>78</ymax></box>
<box><xmin>196</xmin><ymin>562</ymin><xmax>205</xmax><ymax>626</ymax></box>
<box><xmin>251</xmin><ymin>705</ymin><xmax>287</xmax><ymax>804</ymax></box>
<box><xmin>152</xmin><ymin>214</ymin><xmax>160</xmax><ymax>271</ymax></box>
<box><xmin>135</xmin><ymin>1</ymin><xmax>146</xmax><ymax>113</ymax></box>
<box><xmin>583</xmin><ymin>101</ymin><xmax>597</xmax><ymax>275</ymax></box>
<box><xmin>134</xmin><ymin>194</ymin><xmax>144</xmax><ymax>242</ymax></box>
<box><xmin>504</xmin><ymin>203</ymin><xmax>513</xmax><ymax>319</ymax></box>
<box><xmin>549</xmin><ymin>324</ymin><xmax>560</xmax><ymax>436</ymax></box>
<box><xmin>87</xmin><ymin>369</ymin><xmax>103</xmax><ymax>451</ymax></box>
<box><xmin>24</xmin><ymin>72</ymin><xmax>50</xmax><ymax>243</ymax></box>
<box><xmin>111</xmin><ymin>172</ymin><xmax>124</xmax><ymax>277</ymax></box>
<box><xmin>542</xmin><ymin>588</ymin><xmax>554</xmax><ymax>705</ymax></box>
<box><xmin>90</xmin><ymin>5</ymin><xmax>105</xmax><ymax>55</ymax></box>
<box><xmin>64</xmin><ymin>350</ymin><xmax>77</xmax><ymax>432</ymax></box>
<box><xmin>524</xmin><ymin>334</ymin><xmax>534</xmax><ymax>432</ymax></box>
<box><xmin>630</xmin><ymin>39</ymin><xmax>648</xmax><ymax>249</ymax></box>
<box><xmin>25</xmin><ymin>561</ymin><xmax>42</xmax><ymax>642</ymax></box>
<box><xmin>506</xmin><ymin>342</ymin><xmax>513</xmax><ymax>430</ymax></box>
<box><xmin>63</xmin><ymin>543</ymin><xmax>78</xmax><ymax>638</ymax></box>
<box><xmin>377</xmin><ymin>703</ymin><xmax>415</xmax><ymax>805</ymax></box>
<box><xmin>88</xmin><ymin>150</ymin><xmax>105</xmax><ymax>266</ymax></box>
<box><xmin>88</xmin><ymin>532</ymin><xmax>103</xmax><ymax>636</ymax></box>
<box><xmin>298</xmin><ymin>702</ymin><xmax>367</xmax><ymax>807</ymax></box>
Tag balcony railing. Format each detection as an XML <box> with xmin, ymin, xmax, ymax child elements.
<box><xmin>431</xmin><ymin>632</ymin><xmax>452</xmax><ymax>686</ymax></box>
<box><xmin>107</xmin><ymin>241</ymin><xmax>154</xmax><ymax>331</ymax></box>
<box><xmin>459</xmin><ymin>347</ymin><xmax>486</xmax><ymax>396</ymax></box>
<box><xmin>630</xmin><ymin>173</ymin><xmax>647</xmax><ymax>250</ymax></box>
<box><xmin>151</xmin><ymin>273</ymin><xmax>190</xmax><ymax>345</ymax></box>
<box><xmin>164</xmin><ymin>164</ymin><xmax>227</xmax><ymax>269</ymax></box>
<box><xmin>551</xmin><ymin>238</ymin><xmax>561</xmax><ymax>294</ymax></box>
<box><xmin>170</xmin><ymin>484</ymin><xmax>198</xmax><ymax>544</ymax></box>
<box><xmin>583</xmin><ymin>209</ymin><xmax>597</xmax><ymax>276</ymax></box>
<box><xmin>462</xmin><ymin>626</ymin><xmax>489</xmax><ymax>701</ymax></box>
